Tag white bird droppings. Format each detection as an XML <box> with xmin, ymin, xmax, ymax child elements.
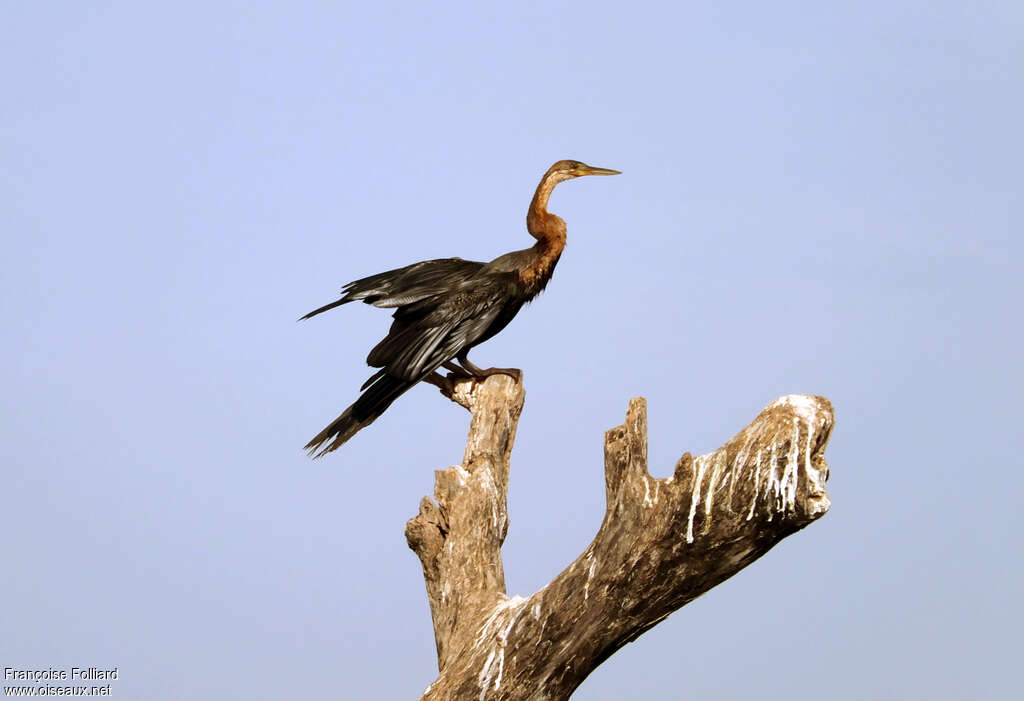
<box><xmin>474</xmin><ymin>595</ymin><xmax>528</xmax><ymax>698</ymax></box>
<box><xmin>584</xmin><ymin>558</ymin><xmax>597</xmax><ymax>600</ymax></box>
<box><xmin>686</xmin><ymin>455</ymin><xmax>709</xmax><ymax>543</ymax></box>
<box><xmin>768</xmin><ymin>394</ymin><xmax>821</xmax><ymax>418</ymax></box>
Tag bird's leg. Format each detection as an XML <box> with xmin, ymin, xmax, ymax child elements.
<box><xmin>456</xmin><ymin>351</ymin><xmax>523</xmax><ymax>384</ymax></box>
<box><xmin>442</xmin><ymin>361</ymin><xmax>473</xmax><ymax>379</ymax></box>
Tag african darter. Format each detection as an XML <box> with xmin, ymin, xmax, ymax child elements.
<box><xmin>301</xmin><ymin>159</ymin><xmax>620</xmax><ymax>456</ymax></box>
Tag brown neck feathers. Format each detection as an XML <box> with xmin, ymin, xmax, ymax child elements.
<box><xmin>521</xmin><ymin>168</ymin><xmax>569</xmax><ymax>290</ymax></box>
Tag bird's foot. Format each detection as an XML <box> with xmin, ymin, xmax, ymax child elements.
<box><xmin>471</xmin><ymin>366</ymin><xmax>523</xmax><ymax>384</ymax></box>
<box><xmin>441</xmin><ymin>361</ymin><xmax>487</xmax><ymax>394</ymax></box>
<box><xmin>456</xmin><ymin>355</ymin><xmax>523</xmax><ymax>384</ymax></box>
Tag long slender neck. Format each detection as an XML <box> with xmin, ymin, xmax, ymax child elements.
<box><xmin>519</xmin><ymin>171</ymin><xmax>568</xmax><ymax>291</ymax></box>
<box><xmin>526</xmin><ymin>172</ymin><xmax>567</xmax><ymax>247</ymax></box>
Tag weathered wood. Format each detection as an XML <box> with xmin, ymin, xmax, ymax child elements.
<box><xmin>406</xmin><ymin>376</ymin><xmax>833</xmax><ymax>700</ymax></box>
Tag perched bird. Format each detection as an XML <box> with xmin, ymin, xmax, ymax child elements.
<box><xmin>301</xmin><ymin>159</ymin><xmax>619</xmax><ymax>456</ymax></box>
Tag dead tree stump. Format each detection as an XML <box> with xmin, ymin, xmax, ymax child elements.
<box><xmin>406</xmin><ymin>375</ymin><xmax>833</xmax><ymax>700</ymax></box>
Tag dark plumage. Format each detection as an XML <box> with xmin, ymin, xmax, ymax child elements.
<box><xmin>301</xmin><ymin>159</ymin><xmax>619</xmax><ymax>456</ymax></box>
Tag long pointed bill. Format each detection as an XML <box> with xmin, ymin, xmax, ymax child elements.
<box><xmin>579</xmin><ymin>165</ymin><xmax>621</xmax><ymax>176</ymax></box>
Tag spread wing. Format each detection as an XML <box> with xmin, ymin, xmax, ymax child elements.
<box><xmin>344</xmin><ymin>257</ymin><xmax>487</xmax><ymax>308</ymax></box>
<box><xmin>299</xmin><ymin>258</ymin><xmax>486</xmax><ymax>320</ymax></box>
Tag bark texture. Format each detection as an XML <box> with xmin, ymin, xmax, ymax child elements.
<box><xmin>406</xmin><ymin>375</ymin><xmax>833</xmax><ymax>700</ymax></box>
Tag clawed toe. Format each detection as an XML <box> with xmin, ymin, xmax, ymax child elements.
<box><xmin>480</xmin><ymin>367</ymin><xmax>522</xmax><ymax>383</ymax></box>
<box><xmin>430</xmin><ymin>358</ymin><xmax>522</xmax><ymax>400</ymax></box>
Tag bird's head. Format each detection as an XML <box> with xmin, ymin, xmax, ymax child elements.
<box><xmin>545</xmin><ymin>159</ymin><xmax>621</xmax><ymax>185</ymax></box>
<box><xmin>527</xmin><ymin>159</ymin><xmax>620</xmax><ymax>238</ymax></box>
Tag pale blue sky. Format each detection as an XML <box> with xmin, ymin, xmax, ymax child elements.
<box><xmin>2</xmin><ymin>2</ymin><xmax>1021</xmax><ymax>699</ymax></box>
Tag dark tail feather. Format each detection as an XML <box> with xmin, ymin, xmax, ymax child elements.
<box><xmin>304</xmin><ymin>372</ymin><xmax>416</xmax><ymax>457</ymax></box>
<box><xmin>298</xmin><ymin>297</ymin><xmax>349</xmax><ymax>321</ymax></box>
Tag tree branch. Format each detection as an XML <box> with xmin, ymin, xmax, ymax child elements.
<box><xmin>406</xmin><ymin>376</ymin><xmax>833</xmax><ymax>700</ymax></box>
<box><xmin>405</xmin><ymin>375</ymin><xmax>524</xmax><ymax>669</ymax></box>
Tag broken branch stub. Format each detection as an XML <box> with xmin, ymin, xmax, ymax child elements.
<box><xmin>406</xmin><ymin>376</ymin><xmax>833</xmax><ymax>700</ymax></box>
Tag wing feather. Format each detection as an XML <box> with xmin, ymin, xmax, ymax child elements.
<box><xmin>364</xmin><ymin>273</ymin><xmax>518</xmax><ymax>380</ymax></box>
<box><xmin>342</xmin><ymin>258</ymin><xmax>485</xmax><ymax>308</ymax></box>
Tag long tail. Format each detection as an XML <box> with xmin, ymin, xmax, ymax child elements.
<box><xmin>304</xmin><ymin>372</ymin><xmax>417</xmax><ymax>457</ymax></box>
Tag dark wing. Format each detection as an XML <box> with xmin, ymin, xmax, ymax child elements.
<box><xmin>300</xmin><ymin>257</ymin><xmax>487</xmax><ymax>320</ymax></box>
<box><xmin>303</xmin><ymin>283</ymin><xmax>515</xmax><ymax>455</ymax></box>
<box><xmin>302</xmin><ymin>263</ymin><xmax>524</xmax><ymax>456</ymax></box>
<box><xmin>365</xmin><ymin>272</ymin><xmax>520</xmax><ymax>381</ymax></box>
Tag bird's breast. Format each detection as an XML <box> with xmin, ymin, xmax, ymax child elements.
<box><xmin>517</xmin><ymin>247</ymin><xmax>563</xmax><ymax>295</ymax></box>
